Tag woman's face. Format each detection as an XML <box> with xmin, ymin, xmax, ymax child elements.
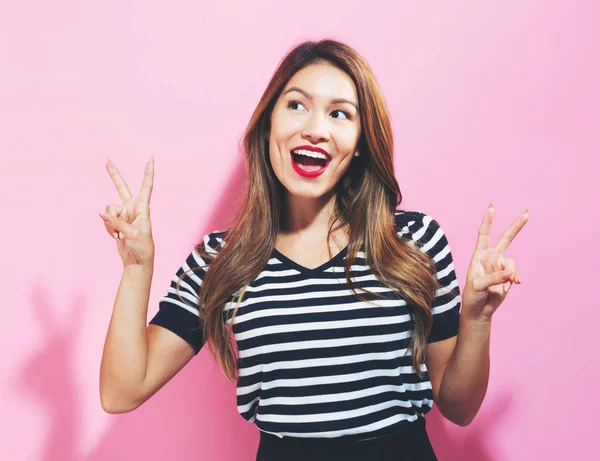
<box><xmin>268</xmin><ymin>62</ymin><xmax>361</xmax><ymax>200</ymax></box>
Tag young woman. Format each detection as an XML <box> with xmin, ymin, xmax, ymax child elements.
<box><xmin>99</xmin><ymin>39</ymin><xmax>528</xmax><ymax>461</ymax></box>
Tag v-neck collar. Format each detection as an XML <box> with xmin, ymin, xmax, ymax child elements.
<box><xmin>272</xmin><ymin>245</ymin><xmax>349</xmax><ymax>275</ymax></box>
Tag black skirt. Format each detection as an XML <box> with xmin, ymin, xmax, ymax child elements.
<box><xmin>255</xmin><ymin>416</ymin><xmax>438</xmax><ymax>461</ymax></box>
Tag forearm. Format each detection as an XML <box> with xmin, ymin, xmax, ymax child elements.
<box><xmin>100</xmin><ymin>264</ymin><xmax>153</xmax><ymax>412</ymax></box>
<box><xmin>437</xmin><ymin>313</ymin><xmax>491</xmax><ymax>426</ymax></box>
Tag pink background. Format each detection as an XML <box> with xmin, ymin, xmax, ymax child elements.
<box><xmin>1</xmin><ymin>1</ymin><xmax>597</xmax><ymax>460</ymax></box>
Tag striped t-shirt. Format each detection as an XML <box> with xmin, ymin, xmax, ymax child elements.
<box><xmin>149</xmin><ymin>209</ymin><xmax>461</xmax><ymax>438</ymax></box>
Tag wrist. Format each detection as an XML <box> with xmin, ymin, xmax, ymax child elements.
<box><xmin>461</xmin><ymin>310</ymin><xmax>493</xmax><ymax>329</ymax></box>
<box><xmin>124</xmin><ymin>263</ymin><xmax>154</xmax><ymax>276</ymax></box>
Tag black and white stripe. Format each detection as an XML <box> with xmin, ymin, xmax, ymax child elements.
<box><xmin>150</xmin><ymin>210</ymin><xmax>461</xmax><ymax>438</ymax></box>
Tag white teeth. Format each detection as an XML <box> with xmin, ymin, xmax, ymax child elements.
<box><xmin>291</xmin><ymin>149</ymin><xmax>328</xmax><ymax>160</ymax></box>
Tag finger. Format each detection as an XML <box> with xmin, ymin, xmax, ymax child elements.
<box><xmin>105</xmin><ymin>222</ymin><xmax>120</xmax><ymax>240</ymax></box>
<box><xmin>106</xmin><ymin>159</ymin><xmax>133</xmax><ymax>202</ymax></box>
<box><xmin>493</xmin><ymin>209</ymin><xmax>529</xmax><ymax>253</ymax></box>
<box><xmin>137</xmin><ymin>159</ymin><xmax>154</xmax><ymax>205</ymax></box>
<box><xmin>473</xmin><ymin>268</ymin><xmax>513</xmax><ymax>292</ymax></box>
<box><xmin>503</xmin><ymin>259</ymin><xmax>516</xmax><ymax>283</ymax></box>
<box><xmin>497</xmin><ymin>254</ymin><xmax>506</xmax><ymax>273</ymax></box>
<box><xmin>99</xmin><ymin>210</ymin><xmax>116</xmax><ymax>236</ymax></box>
<box><xmin>101</xmin><ymin>218</ymin><xmax>119</xmax><ymax>240</ymax></box>
<box><xmin>475</xmin><ymin>204</ymin><xmax>494</xmax><ymax>252</ymax></box>
<box><xmin>103</xmin><ymin>205</ymin><xmax>123</xmax><ymax>238</ymax></box>
<box><xmin>106</xmin><ymin>204</ymin><xmax>123</xmax><ymax>216</ymax></box>
<box><xmin>103</xmin><ymin>218</ymin><xmax>119</xmax><ymax>239</ymax></box>
<box><xmin>98</xmin><ymin>212</ymin><xmax>138</xmax><ymax>240</ymax></box>
<box><xmin>99</xmin><ymin>211</ymin><xmax>117</xmax><ymax>239</ymax></box>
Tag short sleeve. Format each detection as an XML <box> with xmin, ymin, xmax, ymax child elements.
<box><xmin>149</xmin><ymin>231</ymin><xmax>224</xmax><ymax>355</ymax></box>
<box><xmin>395</xmin><ymin>210</ymin><xmax>461</xmax><ymax>342</ymax></box>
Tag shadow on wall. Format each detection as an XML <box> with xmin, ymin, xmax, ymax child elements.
<box><xmin>15</xmin><ymin>159</ymin><xmax>514</xmax><ymax>461</ymax></box>
<box><xmin>426</xmin><ymin>391</ymin><xmax>514</xmax><ymax>461</ymax></box>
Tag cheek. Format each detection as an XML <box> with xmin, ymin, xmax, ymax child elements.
<box><xmin>272</xmin><ymin>105</ymin><xmax>306</xmax><ymax>134</ymax></box>
<box><xmin>268</xmin><ymin>142</ymin><xmax>287</xmax><ymax>174</ymax></box>
<box><xmin>341</xmin><ymin>125</ymin><xmax>361</xmax><ymax>146</ymax></box>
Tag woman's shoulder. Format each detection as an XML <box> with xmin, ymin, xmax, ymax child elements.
<box><xmin>192</xmin><ymin>227</ymin><xmax>231</xmax><ymax>258</ymax></box>
<box><xmin>394</xmin><ymin>208</ymin><xmax>446</xmax><ymax>245</ymax></box>
<box><xmin>394</xmin><ymin>208</ymin><xmax>430</xmax><ymax>230</ymax></box>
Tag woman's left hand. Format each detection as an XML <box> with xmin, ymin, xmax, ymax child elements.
<box><xmin>461</xmin><ymin>204</ymin><xmax>529</xmax><ymax>322</ymax></box>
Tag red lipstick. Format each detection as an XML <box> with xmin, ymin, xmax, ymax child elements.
<box><xmin>289</xmin><ymin>145</ymin><xmax>331</xmax><ymax>178</ymax></box>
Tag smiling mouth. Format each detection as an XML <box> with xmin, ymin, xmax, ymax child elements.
<box><xmin>290</xmin><ymin>150</ymin><xmax>328</xmax><ymax>172</ymax></box>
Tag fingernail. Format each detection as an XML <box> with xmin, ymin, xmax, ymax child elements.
<box><xmin>119</xmin><ymin>232</ymin><xmax>124</xmax><ymax>239</ymax></box>
<box><xmin>99</xmin><ymin>211</ymin><xmax>112</xmax><ymax>221</ymax></box>
<box><xmin>150</xmin><ymin>154</ymin><xmax>155</xmax><ymax>162</ymax></box>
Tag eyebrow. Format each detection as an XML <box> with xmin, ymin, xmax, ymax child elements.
<box><xmin>283</xmin><ymin>86</ymin><xmax>359</xmax><ymax>111</ymax></box>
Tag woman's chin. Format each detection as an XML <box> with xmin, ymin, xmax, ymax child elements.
<box><xmin>284</xmin><ymin>183</ymin><xmax>337</xmax><ymax>201</ymax></box>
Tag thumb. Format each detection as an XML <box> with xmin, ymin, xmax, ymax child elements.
<box><xmin>98</xmin><ymin>211</ymin><xmax>138</xmax><ymax>239</ymax></box>
<box><xmin>473</xmin><ymin>269</ymin><xmax>513</xmax><ymax>292</ymax></box>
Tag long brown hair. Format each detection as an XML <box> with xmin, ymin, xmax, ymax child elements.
<box><xmin>180</xmin><ymin>39</ymin><xmax>439</xmax><ymax>381</ymax></box>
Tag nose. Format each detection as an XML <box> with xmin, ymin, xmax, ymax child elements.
<box><xmin>301</xmin><ymin>111</ymin><xmax>330</xmax><ymax>144</ymax></box>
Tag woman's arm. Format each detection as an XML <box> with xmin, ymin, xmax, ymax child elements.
<box><xmin>426</xmin><ymin>315</ymin><xmax>491</xmax><ymax>426</ymax></box>
<box><xmin>427</xmin><ymin>205</ymin><xmax>527</xmax><ymax>426</ymax></box>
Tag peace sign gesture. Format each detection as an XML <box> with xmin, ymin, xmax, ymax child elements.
<box><xmin>461</xmin><ymin>205</ymin><xmax>529</xmax><ymax>322</ymax></box>
<box><xmin>98</xmin><ymin>159</ymin><xmax>156</xmax><ymax>268</ymax></box>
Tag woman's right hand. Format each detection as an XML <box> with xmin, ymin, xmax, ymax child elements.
<box><xmin>99</xmin><ymin>159</ymin><xmax>156</xmax><ymax>268</ymax></box>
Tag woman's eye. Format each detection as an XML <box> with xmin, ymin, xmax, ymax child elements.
<box><xmin>331</xmin><ymin>109</ymin><xmax>351</xmax><ymax>121</ymax></box>
<box><xmin>287</xmin><ymin>100</ymin><xmax>352</xmax><ymax>120</ymax></box>
<box><xmin>288</xmin><ymin>100</ymin><xmax>306</xmax><ymax>111</ymax></box>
